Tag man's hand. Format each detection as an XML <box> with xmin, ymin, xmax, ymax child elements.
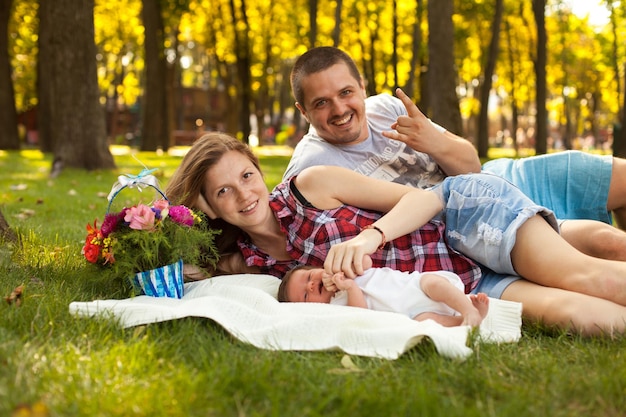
<box><xmin>382</xmin><ymin>88</ymin><xmax>445</xmax><ymax>154</ymax></box>
<box><xmin>382</xmin><ymin>88</ymin><xmax>481</xmax><ymax>176</ymax></box>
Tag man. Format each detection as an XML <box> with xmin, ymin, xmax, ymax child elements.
<box><xmin>284</xmin><ymin>46</ymin><xmax>626</xmax><ymax>260</ymax></box>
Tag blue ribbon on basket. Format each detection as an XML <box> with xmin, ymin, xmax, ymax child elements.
<box><xmin>106</xmin><ymin>168</ymin><xmax>168</xmax><ymax>214</ymax></box>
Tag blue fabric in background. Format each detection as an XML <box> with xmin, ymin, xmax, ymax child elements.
<box><xmin>482</xmin><ymin>151</ymin><xmax>612</xmax><ymax>224</ymax></box>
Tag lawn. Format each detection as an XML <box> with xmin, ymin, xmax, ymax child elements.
<box><xmin>0</xmin><ymin>146</ymin><xmax>625</xmax><ymax>417</ymax></box>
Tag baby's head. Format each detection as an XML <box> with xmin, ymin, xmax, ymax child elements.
<box><xmin>277</xmin><ymin>265</ymin><xmax>334</xmax><ymax>303</ymax></box>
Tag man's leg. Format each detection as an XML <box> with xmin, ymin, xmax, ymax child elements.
<box><xmin>560</xmin><ymin>219</ymin><xmax>626</xmax><ymax>261</ymax></box>
<box><xmin>607</xmin><ymin>157</ymin><xmax>626</xmax><ymax>230</ymax></box>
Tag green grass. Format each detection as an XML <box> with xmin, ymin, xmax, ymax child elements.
<box><xmin>1</xmin><ymin>147</ymin><xmax>626</xmax><ymax>417</ymax></box>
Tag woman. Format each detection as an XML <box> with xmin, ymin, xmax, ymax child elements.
<box><xmin>166</xmin><ymin>132</ymin><xmax>626</xmax><ymax>336</ymax></box>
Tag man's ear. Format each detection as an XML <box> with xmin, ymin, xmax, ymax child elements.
<box><xmin>295</xmin><ymin>102</ymin><xmax>310</xmax><ymax>123</ymax></box>
<box><xmin>196</xmin><ymin>193</ymin><xmax>218</xmax><ymax>219</ymax></box>
<box><xmin>359</xmin><ymin>79</ymin><xmax>367</xmax><ymax>95</ymax></box>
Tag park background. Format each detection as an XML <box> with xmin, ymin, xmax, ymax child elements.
<box><xmin>2</xmin><ymin>1</ymin><xmax>626</xmax><ymax>416</ymax></box>
<box><xmin>2</xmin><ymin>0</ymin><xmax>626</xmax><ymax>170</ymax></box>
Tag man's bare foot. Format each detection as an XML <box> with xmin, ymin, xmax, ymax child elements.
<box><xmin>469</xmin><ymin>293</ymin><xmax>490</xmax><ymax>320</ymax></box>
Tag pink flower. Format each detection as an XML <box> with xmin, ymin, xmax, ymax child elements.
<box><xmin>169</xmin><ymin>205</ymin><xmax>194</xmax><ymax>227</ymax></box>
<box><xmin>124</xmin><ymin>204</ymin><xmax>156</xmax><ymax>230</ymax></box>
<box><xmin>153</xmin><ymin>199</ymin><xmax>169</xmax><ymax>211</ymax></box>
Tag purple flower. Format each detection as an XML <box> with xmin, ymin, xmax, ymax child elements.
<box><xmin>101</xmin><ymin>212</ymin><xmax>124</xmax><ymax>237</ymax></box>
<box><xmin>169</xmin><ymin>205</ymin><xmax>194</xmax><ymax>227</ymax></box>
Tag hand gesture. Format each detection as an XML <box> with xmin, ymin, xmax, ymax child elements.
<box><xmin>382</xmin><ymin>88</ymin><xmax>444</xmax><ymax>154</ymax></box>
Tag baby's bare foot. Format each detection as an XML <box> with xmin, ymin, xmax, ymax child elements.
<box><xmin>470</xmin><ymin>293</ymin><xmax>490</xmax><ymax>319</ymax></box>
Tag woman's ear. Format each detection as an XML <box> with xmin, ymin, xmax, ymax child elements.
<box><xmin>196</xmin><ymin>193</ymin><xmax>218</xmax><ymax>219</ymax></box>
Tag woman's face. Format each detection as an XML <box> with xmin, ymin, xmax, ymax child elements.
<box><xmin>202</xmin><ymin>150</ymin><xmax>270</xmax><ymax>229</ymax></box>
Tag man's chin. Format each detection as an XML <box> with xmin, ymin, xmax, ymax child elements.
<box><xmin>324</xmin><ymin>131</ymin><xmax>362</xmax><ymax>146</ymax></box>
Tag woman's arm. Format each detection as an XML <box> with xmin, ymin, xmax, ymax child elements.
<box><xmin>294</xmin><ymin>165</ymin><xmax>444</xmax><ymax>277</ymax></box>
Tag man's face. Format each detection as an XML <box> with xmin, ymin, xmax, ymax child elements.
<box><xmin>296</xmin><ymin>63</ymin><xmax>369</xmax><ymax>146</ymax></box>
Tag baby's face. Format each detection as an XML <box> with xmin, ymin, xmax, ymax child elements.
<box><xmin>286</xmin><ymin>268</ymin><xmax>334</xmax><ymax>303</ymax></box>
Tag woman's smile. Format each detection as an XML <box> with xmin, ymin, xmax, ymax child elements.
<box><xmin>241</xmin><ymin>200</ymin><xmax>258</xmax><ymax>213</ymax></box>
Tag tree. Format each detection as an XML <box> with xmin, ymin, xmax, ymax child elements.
<box><xmin>308</xmin><ymin>0</ymin><xmax>318</xmax><ymax>47</ymax></box>
<box><xmin>608</xmin><ymin>0</ymin><xmax>626</xmax><ymax>157</ymax></box>
<box><xmin>476</xmin><ymin>0</ymin><xmax>504</xmax><ymax>158</ymax></box>
<box><xmin>38</xmin><ymin>0</ymin><xmax>115</xmax><ymax>174</ymax></box>
<box><xmin>532</xmin><ymin>0</ymin><xmax>547</xmax><ymax>155</ymax></box>
<box><xmin>229</xmin><ymin>0</ymin><xmax>252</xmax><ymax>143</ymax></box>
<box><xmin>0</xmin><ymin>0</ymin><xmax>20</xmax><ymax>150</ymax></box>
<box><xmin>0</xmin><ymin>207</ymin><xmax>17</xmax><ymax>243</ymax></box>
<box><xmin>332</xmin><ymin>0</ymin><xmax>342</xmax><ymax>46</ymax></box>
<box><xmin>427</xmin><ymin>0</ymin><xmax>463</xmax><ymax>134</ymax></box>
<box><xmin>140</xmin><ymin>0</ymin><xmax>169</xmax><ymax>151</ymax></box>
<box><xmin>404</xmin><ymin>0</ymin><xmax>424</xmax><ymax>100</ymax></box>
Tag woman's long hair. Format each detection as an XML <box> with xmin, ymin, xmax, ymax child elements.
<box><xmin>166</xmin><ymin>132</ymin><xmax>262</xmax><ymax>275</ymax></box>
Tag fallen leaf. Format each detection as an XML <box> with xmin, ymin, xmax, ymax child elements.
<box><xmin>9</xmin><ymin>184</ymin><xmax>28</xmax><ymax>191</ymax></box>
<box><xmin>14</xmin><ymin>209</ymin><xmax>35</xmax><ymax>220</ymax></box>
<box><xmin>5</xmin><ymin>284</ymin><xmax>24</xmax><ymax>306</ymax></box>
<box><xmin>327</xmin><ymin>355</ymin><xmax>364</xmax><ymax>374</ymax></box>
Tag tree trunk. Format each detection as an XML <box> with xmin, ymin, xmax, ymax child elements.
<box><xmin>229</xmin><ymin>0</ymin><xmax>252</xmax><ymax>144</ymax></box>
<box><xmin>405</xmin><ymin>0</ymin><xmax>423</xmax><ymax>99</ymax></box>
<box><xmin>505</xmin><ymin>18</ymin><xmax>519</xmax><ymax>156</ymax></box>
<box><xmin>391</xmin><ymin>0</ymin><xmax>398</xmax><ymax>90</ymax></box>
<box><xmin>476</xmin><ymin>0</ymin><xmax>504</xmax><ymax>158</ymax></box>
<box><xmin>0</xmin><ymin>208</ymin><xmax>17</xmax><ymax>243</ymax></box>
<box><xmin>332</xmin><ymin>0</ymin><xmax>342</xmax><ymax>46</ymax></box>
<box><xmin>0</xmin><ymin>0</ymin><xmax>20</xmax><ymax>150</ymax></box>
<box><xmin>427</xmin><ymin>0</ymin><xmax>462</xmax><ymax>135</ymax></box>
<box><xmin>616</xmin><ymin>62</ymin><xmax>626</xmax><ymax>158</ymax></box>
<box><xmin>608</xmin><ymin>2</ymin><xmax>626</xmax><ymax>157</ymax></box>
<box><xmin>38</xmin><ymin>0</ymin><xmax>115</xmax><ymax>174</ymax></box>
<box><xmin>532</xmin><ymin>0</ymin><xmax>548</xmax><ymax>155</ymax></box>
<box><xmin>308</xmin><ymin>0</ymin><xmax>318</xmax><ymax>48</ymax></box>
<box><xmin>140</xmin><ymin>0</ymin><xmax>169</xmax><ymax>151</ymax></box>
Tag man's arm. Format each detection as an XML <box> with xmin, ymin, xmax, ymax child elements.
<box><xmin>383</xmin><ymin>88</ymin><xmax>482</xmax><ymax>176</ymax></box>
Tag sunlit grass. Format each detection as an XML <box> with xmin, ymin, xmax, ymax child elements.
<box><xmin>1</xmin><ymin>147</ymin><xmax>626</xmax><ymax>416</ymax></box>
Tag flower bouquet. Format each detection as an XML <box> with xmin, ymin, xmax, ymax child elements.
<box><xmin>82</xmin><ymin>170</ymin><xmax>219</xmax><ymax>298</ymax></box>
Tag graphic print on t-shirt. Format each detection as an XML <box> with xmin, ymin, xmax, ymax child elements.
<box><xmin>354</xmin><ymin>142</ymin><xmax>445</xmax><ymax>189</ymax></box>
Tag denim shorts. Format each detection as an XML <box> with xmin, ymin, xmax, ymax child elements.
<box><xmin>431</xmin><ymin>173</ymin><xmax>559</xmax><ymax>281</ymax></box>
<box><xmin>482</xmin><ymin>151</ymin><xmax>612</xmax><ymax>223</ymax></box>
<box><xmin>470</xmin><ymin>268</ymin><xmax>520</xmax><ymax>298</ymax></box>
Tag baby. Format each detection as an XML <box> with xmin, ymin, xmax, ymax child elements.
<box><xmin>277</xmin><ymin>265</ymin><xmax>489</xmax><ymax>327</ymax></box>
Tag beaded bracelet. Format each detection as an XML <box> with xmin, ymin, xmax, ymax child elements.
<box><xmin>362</xmin><ymin>224</ymin><xmax>387</xmax><ymax>250</ymax></box>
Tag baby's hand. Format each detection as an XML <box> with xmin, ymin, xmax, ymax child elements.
<box><xmin>331</xmin><ymin>272</ymin><xmax>355</xmax><ymax>291</ymax></box>
<box><xmin>322</xmin><ymin>271</ymin><xmax>338</xmax><ymax>292</ymax></box>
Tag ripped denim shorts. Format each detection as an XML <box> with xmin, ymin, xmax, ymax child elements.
<box><xmin>431</xmin><ymin>173</ymin><xmax>558</xmax><ymax>277</ymax></box>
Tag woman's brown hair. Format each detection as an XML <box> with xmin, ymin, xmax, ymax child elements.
<box><xmin>166</xmin><ymin>132</ymin><xmax>262</xmax><ymax>276</ymax></box>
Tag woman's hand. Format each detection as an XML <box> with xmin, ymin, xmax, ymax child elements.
<box><xmin>324</xmin><ymin>235</ymin><xmax>378</xmax><ymax>279</ymax></box>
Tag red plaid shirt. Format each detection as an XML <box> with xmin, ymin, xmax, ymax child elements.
<box><xmin>238</xmin><ymin>178</ymin><xmax>482</xmax><ymax>293</ymax></box>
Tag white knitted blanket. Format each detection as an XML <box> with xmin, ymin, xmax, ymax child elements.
<box><xmin>69</xmin><ymin>274</ymin><xmax>523</xmax><ymax>360</ymax></box>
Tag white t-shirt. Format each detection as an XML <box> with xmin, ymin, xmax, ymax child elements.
<box><xmin>330</xmin><ymin>267</ymin><xmax>464</xmax><ymax>319</ymax></box>
<box><xmin>283</xmin><ymin>93</ymin><xmax>447</xmax><ymax>189</ymax></box>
